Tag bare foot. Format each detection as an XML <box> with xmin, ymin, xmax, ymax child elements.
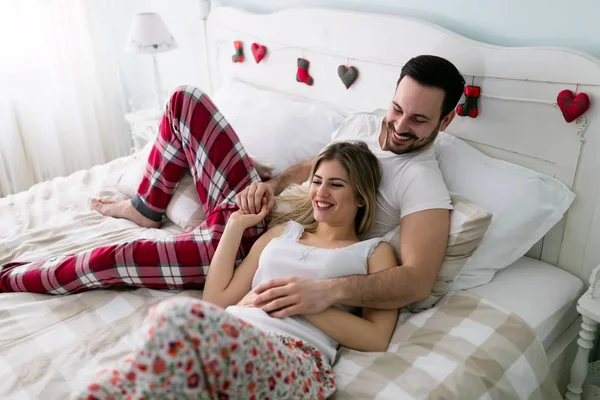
<box><xmin>91</xmin><ymin>198</ymin><xmax>161</xmax><ymax>228</ymax></box>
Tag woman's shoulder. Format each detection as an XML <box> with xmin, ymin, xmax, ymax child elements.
<box><xmin>262</xmin><ymin>221</ymin><xmax>301</xmax><ymax>240</ymax></box>
<box><xmin>250</xmin><ymin>222</ymin><xmax>286</xmax><ymax>247</ymax></box>
<box><xmin>267</xmin><ymin>222</ymin><xmax>288</xmax><ymax>234</ymax></box>
<box><xmin>365</xmin><ymin>238</ymin><xmax>394</xmax><ymax>254</ymax></box>
<box><xmin>257</xmin><ymin>222</ymin><xmax>286</xmax><ymax>242</ymax></box>
<box><xmin>366</xmin><ymin>240</ymin><xmax>397</xmax><ymax>271</ymax></box>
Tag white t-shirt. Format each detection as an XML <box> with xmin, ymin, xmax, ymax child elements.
<box><xmin>226</xmin><ymin>221</ymin><xmax>384</xmax><ymax>364</ymax></box>
<box><xmin>331</xmin><ymin>113</ymin><xmax>452</xmax><ymax>239</ymax></box>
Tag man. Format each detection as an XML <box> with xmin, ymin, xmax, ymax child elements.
<box><xmin>236</xmin><ymin>55</ymin><xmax>465</xmax><ymax>317</ymax></box>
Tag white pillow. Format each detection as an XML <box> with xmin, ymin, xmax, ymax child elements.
<box><xmin>117</xmin><ymin>141</ymin><xmax>152</xmax><ymax>199</ymax></box>
<box><xmin>211</xmin><ymin>79</ymin><xmax>347</xmax><ymax>175</ymax></box>
<box><xmin>116</xmin><ymin>142</ymin><xmax>203</xmax><ymax>228</ymax></box>
<box><xmin>435</xmin><ymin>132</ymin><xmax>576</xmax><ymax>290</ymax></box>
<box><xmin>383</xmin><ymin>193</ymin><xmax>492</xmax><ymax>312</ymax></box>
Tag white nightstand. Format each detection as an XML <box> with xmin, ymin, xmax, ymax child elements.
<box><xmin>566</xmin><ymin>265</ymin><xmax>600</xmax><ymax>400</ymax></box>
<box><xmin>124</xmin><ymin>107</ymin><xmax>163</xmax><ymax>153</ymax></box>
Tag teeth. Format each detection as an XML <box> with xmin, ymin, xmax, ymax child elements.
<box><xmin>317</xmin><ymin>202</ymin><xmax>332</xmax><ymax>208</ymax></box>
<box><xmin>394</xmin><ymin>133</ymin><xmax>411</xmax><ymax>140</ymax></box>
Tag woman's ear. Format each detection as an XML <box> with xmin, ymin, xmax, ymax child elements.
<box><xmin>357</xmin><ymin>198</ymin><xmax>365</xmax><ymax>207</ymax></box>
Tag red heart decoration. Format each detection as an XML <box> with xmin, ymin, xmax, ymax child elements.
<box><xmin>251</xmin><ymin>43</ymin><xmax>267</xmax><ymax>64</ymax></box>
<box><xmin>557</xmin><ymin>90</ymin><xmax>590</xmax><ymax>123</ymax></box>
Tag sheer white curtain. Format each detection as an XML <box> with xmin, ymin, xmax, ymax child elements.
<box><xmin>0</xmin><ymin>0</ymin><xmax>130</xmax><ymax>196</ymax></box>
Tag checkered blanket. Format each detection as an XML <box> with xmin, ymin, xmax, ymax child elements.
<box><xmin>0</xmin><ymin>288</ymin><xmax>197</xmax><ymax>399</ymax></box>
<box><xmin>0</xmin><ymin>151</ymin><xmax>559</xmax><ymax>400</ymax></box>
<box><xmin>0</xmin><ymin>288</ymin><xmax>559</xmax><ymax>400</ymax></box>
<box><xmin>333</xmin><ymin>291</ymin><xmax>561</xmax><ymax>400</ymax></box>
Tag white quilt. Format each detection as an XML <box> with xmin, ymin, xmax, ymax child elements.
<box><xmin>0</xmin><ymin>153</ymin><xmax>182</xmax><ymax>267</ymax></box>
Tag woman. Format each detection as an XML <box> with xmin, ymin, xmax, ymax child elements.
<box><xmin>75</xmin><ymin>141</ymin><xmax>398</xmax><ymax>400</ymax></box>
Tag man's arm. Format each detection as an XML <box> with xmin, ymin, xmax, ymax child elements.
<box><xmin>332</xmin><ymin>208</ymin><xmax>449</xmax><ymax>309</ymax></box>
<box><xmin>236</xmin><ymin>160</ymin><xmax>313</xmax><ymax>214</ymax></box>
<box><xmin>269</xmin><ymin>160</ymin><xmax>313</xmax><ymax>195</ymax></box>
<box><xmin>252</xmin><ymin>208</ymin><xmax>450</xmax><ymax>316</ymax></box>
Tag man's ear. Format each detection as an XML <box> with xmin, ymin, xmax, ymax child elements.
<box><xmin>440</xmin><ymin>109</ymin><xmax>456</xmax><ymax>131</ymax></box>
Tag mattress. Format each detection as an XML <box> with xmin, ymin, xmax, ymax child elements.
<box><xmin>467</xmin><ymin>256</ymin><xmax>585</xmax><ymax>350</ymax></box>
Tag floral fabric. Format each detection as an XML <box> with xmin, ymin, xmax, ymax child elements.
<box><xmin>73</xmin><ymin>297</ymin><xmax>336</xmax><ymax>400</ymax></box>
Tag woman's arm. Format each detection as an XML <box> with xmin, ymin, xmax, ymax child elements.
<box><xmin>202</xmin><ymin>204</ymin><xmax>284</xmax><ymax>308</ymax></box>
<box><xmin>302</xmin><ymin>242</ymin><xmax>399</xmax><ymax>352</ymax></box>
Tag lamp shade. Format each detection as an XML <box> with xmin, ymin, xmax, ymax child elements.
<box><xmin>125</xmin><ymin>12</ymin><xmax>178</xmax><ymax>54</ymax></box>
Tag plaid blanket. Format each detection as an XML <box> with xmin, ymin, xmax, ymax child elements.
<box><xmin>0</xmin><ymin>288</ymin><xmax>558</xmax><ymax>400</ymax></box>
<box><xmin>333</xmin><ymin>291</ymin><xmax>561</xmax><ymax>400</ymax></box>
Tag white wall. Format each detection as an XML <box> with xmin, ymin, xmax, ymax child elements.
<box><xmin>111</xmin><ymin>0</ymin><xmax>600</xmax><ymax>109</ymax></box>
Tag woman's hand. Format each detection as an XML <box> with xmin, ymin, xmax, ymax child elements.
<box><xmin>228</xmin><ymin>198</ymin><xmax>269</xmax><ymax>231</ymax></box>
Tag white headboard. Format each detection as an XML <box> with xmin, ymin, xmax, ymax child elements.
<box><xmin>203</xmin><ymin>6</ymin><xmax>600</xmax><ymax>284</ymax></box>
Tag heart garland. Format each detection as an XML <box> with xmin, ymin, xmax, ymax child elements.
<box><xmin>231</xmin><ymin>48</ymin><xmax>597</xmax><ymax>124</ymax></box>
<box><xmin>338</xmin><ymin>65</ymin><xmax>359</xmax><ymax>89</ymax></box>
<box><xmin>557</xmin><ymin>89</ymin><xmax>590</xmax><ymax>123</ymax></box>
<box><xmin>251</xmin><ymin>43</ymin><xmax>267</xmax><ymax>63</ymax></box>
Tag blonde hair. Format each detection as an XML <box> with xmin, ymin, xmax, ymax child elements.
<box><xmin>269</xmin><ymin>141</ymin><xmax>381</xmax><ymax>235</ymax></box>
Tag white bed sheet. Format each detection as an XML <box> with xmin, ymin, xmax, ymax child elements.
<box><xmin>466</xmin><ymin>256</ymin><xmax>585</xmax><ymax>350</ymax></box>
<box><xmin>0</xmin><ymin>153</ymin><xmax>183</xmax><ymax>267</ymax></box>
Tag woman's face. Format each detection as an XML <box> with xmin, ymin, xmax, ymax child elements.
<box><xmin>309</xmin><ymin>159</ymin><xmax>361</xmax><ymax>227</ymax></box>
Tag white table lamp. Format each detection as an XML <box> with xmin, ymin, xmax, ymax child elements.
<box><xmin>125</xmin><ymin>12</ymin><xmax>178</xmax><ymax>107</ymax></box>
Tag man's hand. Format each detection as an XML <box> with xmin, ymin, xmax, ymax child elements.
<box><xmin>228</xmin><ymin>199</ymin><xmax>269</xmax><ymax>230</ymax></box>
<box><xmin>251</xmin><ymin>277</ymin><xmax>334</xmax><ymax>318</ymax></box>
<box><xmin>236</xmin><ymin>290</ymin><xmax>259</xmax><ymax>308</ymax></box>
<box><xmin>235</xmin><ymin>182</ymin><xmax>276</xmax><ymax>214</ymax></box>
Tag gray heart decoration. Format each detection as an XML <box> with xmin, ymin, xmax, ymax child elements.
<box><xmin>338</xmin><ymin>65</ymin><xmax>359</xmax><ymax>89</ymax></box>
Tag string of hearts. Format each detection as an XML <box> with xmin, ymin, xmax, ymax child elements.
<box><xmin>429</xmin><ymin>75</ymin><xmax>590</xmax><ymax>137</ymax></box>
<box><xmin>219</xmin><ymin>23</ymin><xmax>593</xmax><ymax>126</ymax></box>
<box><xmin>475</xmin><ymin>90</ymin><xmax>590</xmax><ymax>141</ymax></box>
<box><xmin>214</xmin><ymin>21</ymin><xmax>600</xmax><ymax>87</ymax></box>
<box><xmin>231</xmin><ymin>40</ymin><xmax>360</xmax><ymax>89</ymax></box>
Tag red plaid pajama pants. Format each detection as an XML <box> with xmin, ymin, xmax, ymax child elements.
<box><xmin>0</xmin><ymin>86</ymin><xmax>265</xmax><ymax>294</ymax></box>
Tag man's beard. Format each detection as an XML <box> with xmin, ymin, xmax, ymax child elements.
<box><xmin>384</xmin><ymin>120</ymin><xmax>441</xmax><ymax>155</ymax></box>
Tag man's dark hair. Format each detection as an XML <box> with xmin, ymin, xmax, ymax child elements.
<box><xmin>397</xmin><ymin>55</ymin><xmax>466</xmax><ymax>119</ymax></box>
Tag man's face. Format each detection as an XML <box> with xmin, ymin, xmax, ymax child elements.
<box><xmin>382</xmin><ymin>76</ymin><xmax>454</xmax><ymax>155</ymax></box>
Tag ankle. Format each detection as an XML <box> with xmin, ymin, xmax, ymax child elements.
<box><xmin>128</xmin><ymin>203</ymin><xmax>162</xmax><ymax>228</ymax></box>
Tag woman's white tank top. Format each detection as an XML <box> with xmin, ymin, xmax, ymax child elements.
<box><xmin>226</xmin><ymin>221</ymin><xmax>384</xmax><ymax>363</ymax></box>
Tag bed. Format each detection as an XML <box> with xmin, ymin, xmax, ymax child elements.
<box><xmin>2</xmin><ymin>4</ymin><xmax>600</xmax><ymax>399</ymax></box>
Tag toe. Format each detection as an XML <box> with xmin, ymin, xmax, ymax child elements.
<box><xmin>90</xmin><ymin>199</ymin><xmax>100</xmax><ymax>210</ymax></box>
<box><xmin>99</xmin><ymin>198</ymin><xmax>117</xmax><ymax>205</ymax></box>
